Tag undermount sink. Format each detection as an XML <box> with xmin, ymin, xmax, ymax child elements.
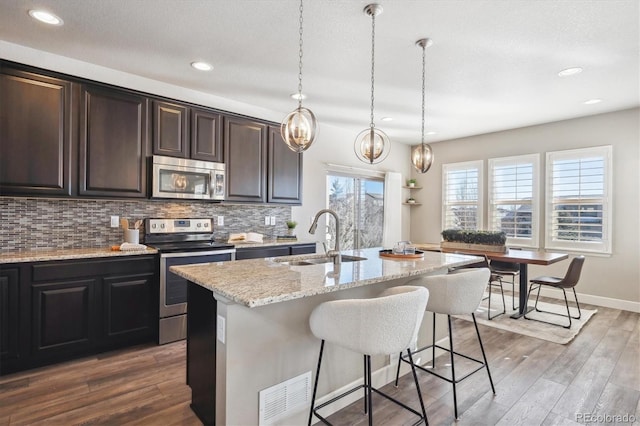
<box><xmin>283</xmin><ymin>255</ymin><xmax>367</xmax><ymax>266</ymax></box>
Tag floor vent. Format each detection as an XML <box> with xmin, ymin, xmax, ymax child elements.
<box><xmin>259</xmin><ymin>371</ymin><xmax>311</xmax><ymax>425</ymax></box>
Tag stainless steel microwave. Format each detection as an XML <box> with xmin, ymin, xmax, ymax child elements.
<box><xmin>151</xmin><ymin>155</ymin><xmax>225</xmax><ymax>201</ymax></box>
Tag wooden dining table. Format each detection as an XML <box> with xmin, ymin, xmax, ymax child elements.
<box><xmin>414</xmin><ymin>243</ymin><xmax>569</xmax><ymax>318</ymax></box>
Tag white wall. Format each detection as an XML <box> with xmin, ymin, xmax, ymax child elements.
<box><xmin>410</xmin><ymin>108</ymin><xmax>640</xmax><ymax>307</ymax></box>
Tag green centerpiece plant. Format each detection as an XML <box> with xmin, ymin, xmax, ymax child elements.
<box><xmin>441</xmin><ymin>229</ymin><xmax>507</xmax><ymax>252</ymax></box>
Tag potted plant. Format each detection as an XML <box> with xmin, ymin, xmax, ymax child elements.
<box><xmin>407</xmin><ymin>197</ymin><xmax>416</xmax><ymax>204</ymax></box>
<box><xmin>286</xmin><ymin>220</ymin><xmax>298</xmax><ymax>236</ymax></box>
<box><xmin>440</xmin><ymin>229</ymin><xmax>507</xmax><ymax>253</ymax></box>
<box><xmin>407</xmin><ymin>178</ymin><xmax>417</xmax><ymax>188</ymax></box>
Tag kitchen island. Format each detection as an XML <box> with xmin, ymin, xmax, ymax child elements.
<box><xmin>170</xmin><ymin>248</ymin><xmax>480</xmax><ymax>425</ymax></box>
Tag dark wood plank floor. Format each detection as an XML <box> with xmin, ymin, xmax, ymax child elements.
<box><xmin>1</xmin><ymin>301</ymin><xmax>638</xmax><ymax>426</ymax></box>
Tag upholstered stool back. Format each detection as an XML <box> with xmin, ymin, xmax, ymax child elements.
<box><xmin>309</xmin><ymin>285</ymin><xmax>429</xmax><ymax>356</ymax></box>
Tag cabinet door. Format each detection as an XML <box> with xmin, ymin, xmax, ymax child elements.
<box><xmin>224</xmin><ymin>117</ymin><xmax>267</xmax><ymax>202</ymax></box>
<box><xmin>0</xmin><ymin>268</ymin><xmax>20</xmax><ymax>367</ymax></box>
<box><xmin>79</xmin><ymin>85</ymin><xmax>148</xmax><ymax>198</ymax></box>
<box><xmin>31</xmin><ymin>279</ymin><xmax>97</xmax><ymax>360</ymax></box>
<box><xmin>0</xmin><ymin>67</ymin><xmax>73</xmax><ymax>196</ymax></box>
<box><xmin>191</xmin><ymin>107</ymin><xmax>222</xmax><ymax>162</ymax></box>
<box><xmin>153</xmin><ymin>100</ymin><xmax>189</xmax><ymax>158</ymax></box>
<box><xmin>102</xmin><ymin>273</ymin><xmax>156</xmax><ymax>346</ymax></box>
<box><xmin>267</xmin><ymin>126</ymin><xmax>303</xmax><ymax>204</ymax></box>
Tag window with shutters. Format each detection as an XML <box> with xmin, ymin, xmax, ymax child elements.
<box><xmin>545</xmin><ymin>146</ymin><xmax>612</xmax><ymax>254</ymax></box>
<box><xmin>442</xmin><ymin>161</ymin><xmax>483</xmax><ymax>230</ymax></box>
<box><xmin>488</xmin><ymin>154</ymin><xmax>540</xmax><ymax>248</ymax></box>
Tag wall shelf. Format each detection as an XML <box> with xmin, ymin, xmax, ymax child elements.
<box><xmin>403</xmin><ymin>202</ymin><xmax>422</xmax><ymax>206</ymax></box>
<box><xmin>402</xmin><ymin>185</ymin><xmax>422</xmax><ymax>189</ymax></box>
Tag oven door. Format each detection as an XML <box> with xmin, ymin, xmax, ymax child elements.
<box><xmin>159</xmin><ymin>250</ymin><xmax>235</xmax><ymax>318</ymax></box>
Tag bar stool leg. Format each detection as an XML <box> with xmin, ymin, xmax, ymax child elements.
<box><xmin>431</xmin><ymin>312</ymin><xmax>436</xmax><ymax>368</ymax></box>
<box><xmin>406</xmin><ymin>349</ymin><xmax>429</xmax><ymax>425</ymax></box>
<box><xmin>366</xmin><ymin>355</ymin><xmax>373</xmax><ymax>426</ymax></box>
<box><xmin>447</xmin><ymin>315</ymin><xmax>459</xmax><ymax>420</ymax></box>
<box><xmin>363</xmin><ymin>356</ymin><xmax>368</xmax><ymax>413</ymax></box>
<box><xmin>472</xmin><ymin>313</ymin><xmax>496</xmax><ymax>394</ymax></box>
<box><xmin>308</xmin><ymin>340</ymin><xmax>325</xmax><ymax>426</ymax></box>
<box><xmin>394</xmin><ymin>352</ymin><xmax>402</xmax><ymax>387</ymax></box>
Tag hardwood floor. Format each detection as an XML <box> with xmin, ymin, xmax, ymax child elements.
<box><xmin>1</xmin><ymin>302</ymin><xmax>638</xmax><ymax>425</ymax></box>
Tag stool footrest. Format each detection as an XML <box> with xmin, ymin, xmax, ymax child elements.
<box><xmin>401</xmin><ymin>344</ymin><xmax>486</xmax><ymax>385</ymax></box>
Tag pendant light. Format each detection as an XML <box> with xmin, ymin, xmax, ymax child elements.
<box><xmin>354</xmin><ymin>3</ymin><xmax>390</xmax><ymax>165</ymax></box>
<box><xmin>411</xmin><ymin>38</ymin><xmax>434</xmax><ymax>173</ymax></box>
<box><xmin>281</xmin><ymin>0</ymin><xmax>318</xmax><ymax>153</ymax></box>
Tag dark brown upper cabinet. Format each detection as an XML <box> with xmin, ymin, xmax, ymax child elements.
<box><xmin>191</xmin><ymin>107</ymin><xmax>222</xmax><ymax>162</ymax></box>
<box><xmin>152</xmin><ymin>101</ymin><xmax>222</xmax><ymax>163</ymax></box>
<box><xmin>152</xmin><ymin>100</ymin><xmax>189</xmax><ymax>158</ymax></box>
<box><xmin>267</xmin><ymin>126</ymin><xmax>303</xmax><ymax>204</ymax></box>
<box><xmin>0</xmin><ymin>66</ymin><xmax>73</xmax><ymax>196</ymax></box>
<box><xmin>79</xmin><ymin>84</ymin><xmax>148</xmax><ymax>198</ymax></box>
<box><xmin>224</xmin><ymin>116</ymin><xmax>267</xmax><ymax>202</ymax></box>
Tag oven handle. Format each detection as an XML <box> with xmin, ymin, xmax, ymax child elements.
<box><xmin>160</xmin><ymin>249</ymin><xmax>236</xmax><ymax>259</ymax></box>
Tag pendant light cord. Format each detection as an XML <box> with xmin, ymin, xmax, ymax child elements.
<box><xmin>369</xmin><ymin>10</ymin><xmax>376</xmax><ymax>129</ymax></box>
<box><xmin>421</xmin><ymin>41</ymin><xmax>426</xmax><ymax>145</ymax></box>
<box><xmin>297</xmin><ymin>0</ymin><xmax>304</xmax><ymax>109</ymax></box>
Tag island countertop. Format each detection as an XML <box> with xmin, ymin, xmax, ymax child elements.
<box><xmin>170</xmin><ymin>247</ymin><xmax>480</xmax><ymax>308</ymax></box>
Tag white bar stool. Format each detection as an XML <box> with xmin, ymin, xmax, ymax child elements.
<box><xmin>308</xmin><ymin>286</ymin><xmax>430</xmax><ymax>426</ymax></box>
<box><xmin>394</xmin><ymin>268</ymin><xmax>496</xmax><ymax>420</ymax></box>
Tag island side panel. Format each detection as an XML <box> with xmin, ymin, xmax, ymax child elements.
<box><xmin>187</xmin><ymin>281</ymin><xmax>217</xmax><ymax>425</ymax></box>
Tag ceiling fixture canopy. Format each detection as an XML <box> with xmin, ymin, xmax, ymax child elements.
<box><xmin>411</xmin><ymin>38</ymin><xmax>434</xmax><ymax>174</ymax></box>
<box><xmin>281</xmin><ymin>0</ymin><xmax>318</xmax><ymax>153</ymax></box>
<box><xmin>354</xmin><ymin>3</ymin><xmax>390</xmax><ymax>165</ymax></box>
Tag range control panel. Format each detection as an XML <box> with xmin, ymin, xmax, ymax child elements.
<box><xmin>147</xmin><ymin>218</ymin><xmax>212</xmax><ymax>234</ymax></box>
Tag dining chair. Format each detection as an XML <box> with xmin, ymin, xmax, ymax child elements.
<box><xmin>489</xmin><ymin>259</ymin><xmax>519</xmax><ymax>310</ymax></box>
<box><xmin>308</xmin><ymin>286</ymin><xmax>430</xmax><ymax>426</ymax></box>
<box><xmin>524</xmin><ymin>255</ymin><xmax>585</xmax><ymax>328</ymax></box>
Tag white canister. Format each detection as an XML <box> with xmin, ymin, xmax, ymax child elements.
<box><xmin>123</xmin><ymin>229</ymin><xmax>139</xmax><ymax>244</ymax></box>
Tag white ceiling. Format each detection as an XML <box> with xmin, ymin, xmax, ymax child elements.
<box><xmin>1</xmin><ymin>0</ymin><xmax>638</xmax><ymax>145</ymax></box>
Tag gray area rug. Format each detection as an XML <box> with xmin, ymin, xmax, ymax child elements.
<box><xmin>454</xmin><ymin>293</ymin><xmax>597</xmax><ymax>344</ymax></box>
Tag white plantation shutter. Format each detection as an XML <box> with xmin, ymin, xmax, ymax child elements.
<box><xmin>545</xmin><ymin>146</ymin><xmax>612</xmax><ymax>254</ymax></box>
<box><xmin>442</xmin><ymin>161</ymin><xmax>483</xmax><ymax>230</ymax></box>
<box><xmin>488</xmin><ymin>154</ymin><xmax>539</xmax><ymax>248</ymax></box>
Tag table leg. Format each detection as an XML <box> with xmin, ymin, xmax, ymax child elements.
<box><xmin>510</xmin><ymin>263</ymin><xmax>534</xmax><ymax>319</ymax></box>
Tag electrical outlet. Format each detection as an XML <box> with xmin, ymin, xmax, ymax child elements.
<box><xmin>217</xmin><ymin>216</ymin><xmax>224</xmax><ymax>226</ymax></box>
<box><xmin>217</xmin><ymin>315</ymin><xmax>226</xmax><ymax>344</ymax></box>
<box><xmin>110</xmin><ymin>215</ymin><xmax>119</xmax><ymax>228</ymax></box>
<box><xmin>265</xmin><ymin>216</ymin><xmax>270</xmax><ymax>226</ymax></box>
<box><xmin>270</xmin><ymin>216</ymin><xmax>276</xmax><ymax>226</ymax></box>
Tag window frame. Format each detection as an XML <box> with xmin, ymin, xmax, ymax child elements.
<box><xmin>488</xmin><ymin>154</ymin><xmax>540</xmax><ymax>248</ymax></box>
<box><xmin>545</xmin><ymin>145</ymin><xmax>612</xmax><ymax>254</ymax></box>
<box><xmin>441</xmin><ymin>160</ymin><xmax>484</xmax><ymax>231</ymax></box>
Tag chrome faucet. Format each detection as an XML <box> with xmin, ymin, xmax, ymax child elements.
<box><xmin>309</xmin><ymin>209</ymin><xmax>341</xmax><ymax>266</ymax></box>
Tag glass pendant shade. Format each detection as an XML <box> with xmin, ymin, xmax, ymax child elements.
<box><xmin>281</xmin><ymin>106</ymin><xmax>317</xmax><ymax>153</ymax></box>
<box><xmin>354</xmin><ymin>127</ymin><xmax>390</xmax><ymax>164</ymax></box>
<box><xmin>411</xmin><ymin>143</ymin><xmax>433</xmax><ymax>173</ymax></box>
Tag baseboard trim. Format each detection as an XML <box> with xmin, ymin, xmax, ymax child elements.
<box><xmin>517</xmin><ymin>288</ymin><xmax>640</xmax><ymax>313</ymax></box>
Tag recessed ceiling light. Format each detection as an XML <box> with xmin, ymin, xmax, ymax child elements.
<box><xmin>290</xmin><ymin>93</ymin><xmax>307</xmax><ymax>100</ymax></box>
<box><xmin>28</xmin><ymin>9</ymin><xmax>63</xmax><ymax>26</ymax></box>
<box><xmin>558</xmin><ymin>67</ymin><xmax>583</xmax><ymax>77</ymax></box>
<box><xmin>381</xmin><ymin>117</ymin><xmax>393</xmax><ymax>122</ymax></box>
<box><xmin>191</xmin><ymin>61</ymin><xmax>213</xmax><ymax>71</ymax></box>
<box><xmin>426</xmin><ymin>131</ymin><xmax>437</xmax><ymax>136</ymax></box>
<box><xmin>583</xmin><ymin>98</ymin><xmax>602</xmax><ymax>105</ymax></box>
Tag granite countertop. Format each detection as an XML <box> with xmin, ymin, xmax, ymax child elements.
<box><xmin>170</xmin><ymin>247</ymin><xmax>481</xmax><ymax>308</ymax></box>
<box><xmin>0</xmin><ymin>247</ymin><xmax>158</xmax><ymax>264</ymax></box>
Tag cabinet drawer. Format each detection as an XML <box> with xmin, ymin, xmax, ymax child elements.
<box><xmin>32</xmin><ymin>256</ymin><xmax>156</xmax><ymax>282</ymax></box>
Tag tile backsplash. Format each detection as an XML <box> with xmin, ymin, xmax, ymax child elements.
<box><xmin>0</xmin><ymin>197</ymin><xmax>293</xmax><ymax>252</ymax></box>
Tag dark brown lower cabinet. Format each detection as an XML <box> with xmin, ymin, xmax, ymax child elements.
<box><xmin>102</xmin><ymin>273</ymin><xmax>155</xmax><ymax>347</ymax></box>
<box><xmin>235</xmin><ymin>243</ymin><xmax>316</xmax><ymax>260</ymax></box>
<box><xmin>31</xmin><ymin>279</ymin><xmax>97</xmax><ymax>360</ymax></box>
<box><xmin>0</xmin><ymin>255</ymin><xmax>158</xmax><ymax>375</ymax></box>
<box><xmin>0</xmin><ymin>268</ymin><xmax>21</xmax><ymax>369</ymax></box>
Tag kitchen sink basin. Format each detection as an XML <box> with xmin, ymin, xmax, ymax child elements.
<box><xmin>283</xmin><ymin>255</ymin><xmax>367</xmax><ymax>266</ymax></box>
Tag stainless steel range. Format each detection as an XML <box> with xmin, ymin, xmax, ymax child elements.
<box><xmin>145</xmin><ymin>218</ymin><xmax>235</xmax><ymax>344</ymax></box>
